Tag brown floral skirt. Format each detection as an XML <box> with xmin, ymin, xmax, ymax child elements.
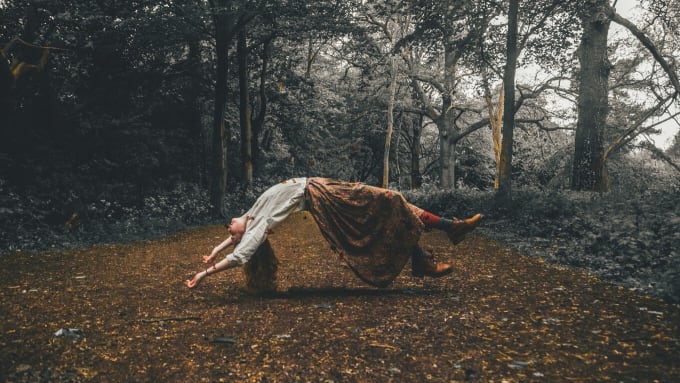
<box><xmin>304</xmin><ymin>178</ymin><xmax>423</xmax><ymax>287</ymax></box>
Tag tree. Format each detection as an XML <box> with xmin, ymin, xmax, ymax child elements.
<box><xmin>233</xmin><ymin>11</ymin><xmax>277</xmax><ymax>187</ymax></box>
<box><xmin>237</xmin><ymin>27</ymin><xmax>254</xmax><ymax>189</ymax></box>
<box><xmin>208</xmin><ymin>0</ymin><xmax>233</xmax><ymax>217</ymax></box>
<box><xmin>571</xmin><ymin>0</ymin><xmax>680</xmax><ymax>192</ymax></box>
<box><xmin>668</xmin><ymin>130</ymin><xmax>680</xmax><ymax>159</ymax></box>
<box><xmin>496</xmin><ymin>0</ymin><xmax>520</xmax><ymax>200</ymax></box>
<box><xmin>207</xmin><ymin>0</ymin><xmax>261</xmax><ymax>216</ymax></box>
<box><xmin>251</xmin><ymin>37</ymin><xmax>273</xmax><ymax>178</ymax></box>
<box><xmin>383</xmin><ymin>18</ymin><xmax>399</xmax><ymax>189</ymax></box>
<box><xmin>401</xmin><ymin>0</ymin><xmax>565</xmax><ymax>190</ymax></box>
<box><xmin>361</xmin><ymin>9</ymin><xmax>405</xmax><ymax>189</ymax></box>
<box><xmin>571</xmin><ymin>0</ymin><xmax>612</xmax><ymax>192</ymax></box>
<box><xmin>483</xmin><ymin>76</ymin><xmax>504</xmax><ymax>190</ymax></box>
<box><xmin>398</xmin><ymin>0</ymin><xmax>495</xmax><ymax>189</ymax></box>
<box><xmin>399</xmin><ymin>113</ymin><xmax>426</xmax><ymax>189</ymax></box>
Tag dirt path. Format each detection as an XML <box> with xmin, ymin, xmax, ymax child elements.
<box><xmin>1</xmin><ymin>212</ymin><xmax>678</xmax><ymax>382</ymax></box>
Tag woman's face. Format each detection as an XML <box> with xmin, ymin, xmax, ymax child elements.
<box><xmin>228</xmin><ymin>216</ymin><xmax>247</xmax><ymax>241</ymax></box>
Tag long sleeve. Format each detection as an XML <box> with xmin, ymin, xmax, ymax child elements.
<box><xmin>224</xmin><ymin>178</ymin><xmax>307</xmax><ymax>265</ymax></box>
<box><xmin>224</xmin><ymin>221</ymin><xmax>268</xmax><ymax>265</ymax></box>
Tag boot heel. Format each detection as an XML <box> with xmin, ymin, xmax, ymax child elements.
<box><xmin>412</xmin><ymin>264</ymin><xmax>425</xmax><ymax>277</ymax></box>
<box><xmin>411</xmin><ymin>247</ymin><xmax>426</xmax><ymax>277</ymax></box>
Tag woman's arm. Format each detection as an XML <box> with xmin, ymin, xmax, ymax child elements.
<box><xmin>203</xmin><ymin>236</ymin><xmax>236</xmax><ymax>264</ymax></box>
<box><xmin>186</xmin><ymin>251</ymin><xmax>239</xmax><ymax>288</ymax></box>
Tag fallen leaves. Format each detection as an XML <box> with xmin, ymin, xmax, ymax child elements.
<box><xmin>0</xmin><ymin>212</ymin><xmax>679</xmax><ymax>382</ymax></box>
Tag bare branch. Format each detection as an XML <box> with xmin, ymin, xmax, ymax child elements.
<box><xmin>404</xmin><ymin>69</ymin><xmax>445</xmax><ymax>94</ymax></box>
<box><xmin>605</xmin><ymin>93</ymin><xmax>675</xmax><ymax>158</ymax></box>
<box><xmin>458</xmin><ymin>117</ymin><xmax>491</xmax><ymax>140</ymax></box>
<box><xmin>605</xmin><ymin>6</ymin><xmax>680</xmax><ymax>96</ymax></box>
<box><xmin>402</xmin><ymin>51</ymin><xmax>440</xmax><ymax>121</ymax></box>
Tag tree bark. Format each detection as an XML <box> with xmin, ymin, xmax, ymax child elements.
<box><xmin>496</xmin><ymin>0</ymin><xmax>519</xmax><ymax>201</ymax></box>
<box><xmin>187</xmin><ymin>37</ymin><xmax>205</xmax><ymax>186</ymax></box>
<box><xmin>252</xmin><ymin>38</ymin><xmax>272</xmax><ymax>177</ymax></box>
<box><xmin>382</xmin><ymin>53</ymin><xmax>398</xmax><ymax>188</ymax></box>
<box><xmin>571</xmin><ymin>0</ymin><xmax>611</xmax><ymax>192</ymax></box>
<box><xmin>306</xmin><ymin>37</ymin><xmax>314</xmax><ymax>79</ymax></box>
<box><xmin>411</xmin><ymin>114</ymin><xmax>423</xmax><ymax>189</ymax></box>
<box><xmin>438</xmin><ymin>42</ymin><xmax>458</xmax><ymax>189</ymax></box>
<box><xmin>484</xmin><ymin>82</ymin><xmax>504</xmax><ymax>190</ymax></box>
<box><xmin>238</xmin><ymin>28</ymin><xmax>253</xmax><ymax>189</ymax></box>
<box><xmin>209</xmin><ymin>0</ymin><xmax>234</xmax><ymax>217</ymax></box>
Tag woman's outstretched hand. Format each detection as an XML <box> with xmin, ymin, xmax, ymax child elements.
<box><xmin>185</xmin><ymin>274</ymin><xmax>202</xmax><ymax>289</ymax></box>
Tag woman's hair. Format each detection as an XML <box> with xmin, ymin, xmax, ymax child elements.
<box><xmin>242</xmin><ymin>238</ymin><xmax>279</xmax><ymax>294</ymax></box>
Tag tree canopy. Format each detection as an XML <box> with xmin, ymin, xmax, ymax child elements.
<box><xmin>1</xmin><ymin>0</ymin><xmax>678</xmax><ymax>215</ymax></box>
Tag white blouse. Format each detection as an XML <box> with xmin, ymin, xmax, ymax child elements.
<box><xmin>225</xmin><ymin>177</ymin><xmax>308</xmax><ymax>264</ymax></box>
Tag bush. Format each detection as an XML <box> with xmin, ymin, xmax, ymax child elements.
<box><xmin>406</xmin><ymin>185</ymin><xmax>680</xmax><ymax>302</ymax></box>
<box><xmin>0</xmin><ymin>180</ymin><xmax>214</xmax><ymax>253</ymax></box>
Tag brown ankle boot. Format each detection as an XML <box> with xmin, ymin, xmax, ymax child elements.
<box><xmin>412</xmin><ymin>248</ymin><xmax>453</xmax><ymax>278</ymax></box>
<box><xmin>446</xmin><ymin>213</ymin><xmax>483</xmax><ymax>245</ymax></box>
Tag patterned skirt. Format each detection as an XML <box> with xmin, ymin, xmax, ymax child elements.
<box><xmin>304</xmin><ymin>178</ymin><xmax>423</xmax><ymax>287</ymax></box>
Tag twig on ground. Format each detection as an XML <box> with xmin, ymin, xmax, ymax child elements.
<box><xmin>139</xmin><ymin>316</ymin><xmax>201</xmax><ymax>323</ymax></box>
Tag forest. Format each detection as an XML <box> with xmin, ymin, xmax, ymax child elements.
<box><xmin>2</xmin><ymin>0</ymin><xmax>680</xmax><ymax>381</ymax></box>
<box><xmin>1</xmin><ymin>0</ymin><xmax>680</xmax><ymax>303</ymax></box>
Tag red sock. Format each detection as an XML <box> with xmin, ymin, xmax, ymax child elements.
<box><xmin>419</xmin><ymin>211</ymin><xmax>441</xmax><ymax>227</ymax></box>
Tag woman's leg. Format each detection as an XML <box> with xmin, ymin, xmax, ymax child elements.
<box><xmin>445</xmin><ymin>213</ymin><xmax>483</xmax><ymax>244</ymax></box>
<box><xmin>407</xmin><ymin>204</ymin><xmax>482</xmax><ymax>244</ymax></box>
<box><xmin>411</xmin><ymin>246</ymin><xmax>453</xmax><ymax>277</ymax></box>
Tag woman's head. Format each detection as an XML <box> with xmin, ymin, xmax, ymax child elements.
<box><xmin>227</xmin><ymin>216</ymin><xmax>249</xmax><ymax>241</ymax></box>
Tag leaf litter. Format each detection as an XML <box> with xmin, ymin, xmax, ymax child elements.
<box><xmin>1</xmin><ymin>212</ymin><xmax>678</xmax><ymax>382</ymax></box>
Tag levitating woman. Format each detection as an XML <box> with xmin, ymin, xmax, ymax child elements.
<box><xmin>185</xmin><ymin>177</ymin><xmax>482</xmax><ymax>292</ymax></box>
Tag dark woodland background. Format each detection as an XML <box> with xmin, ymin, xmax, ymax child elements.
<box><xmin>1</xmin><ymin>0</ymin><xmax>679</xmax><ymax>301</ymax></box>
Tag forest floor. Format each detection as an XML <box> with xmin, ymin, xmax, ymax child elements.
<box><xmin>1</xmin><ymin>212</ymin><xmax>679</xmax><ymax>382</ymax></box>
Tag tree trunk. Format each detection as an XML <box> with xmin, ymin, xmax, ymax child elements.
<box><xmin>238</xmin><ymin>28</ymin><xmax>253</xmax><ymax>189</ymax></box>
<box><xmin>306</xmin><ymin>36</ymin><xmax>313</xmax><ymax>79</ymax></box>
<box><xmin>485</xmin><ymin>83</ymin><xmax>504</xmax><ymax>190</ymax></box>
<box><xmin>438</xmin><ymin>43</ymin><xmax>458</xmax><ymax>189</ymax></box>
<box><xmin>252</xmin><ymin>38</ymin><xmax>272</xmax><ymax>177</ymax></box>
<box><xmin>382</xmin><ymin>54</ymin><xmax>398</xmax><ymax>188</ymax></box>
<box><xmin>394</xmin><ymin>114</ymin><xmax>402</xmax><ymax>189</ymax></box>
<box><xmin>411</xmin><ymin>114</ymin><xmax>423</xmax><ymax>189</ymax></box>
<box><xmin>571</xmin><ymin>0</ymin><xmax>611</xmax><ymax>192</ymax></box>
<box><xmin>497</xmin><ymin>0</ymin><xmax>520</xmax><ymax>201</ymax></box>
<box><xmin>187</xmin><ymin>37</ymin><xmax>205</xmax><ymax>186</ymax></box>
<box><xmin>209</xmin><ymin>0</ymin><xmax>232</xmax><ymax>217</ymax></box>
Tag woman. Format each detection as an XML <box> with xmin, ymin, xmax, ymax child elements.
<box><xmin>185</xmin><ymin>177</ymin><xmax>482</xmax><ymax>291</ymax></box>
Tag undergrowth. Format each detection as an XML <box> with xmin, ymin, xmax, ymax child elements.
<box><xmin>405</xmin><ymin>186</ymin><xmax>680</xmax><ymax>303</ymax></box>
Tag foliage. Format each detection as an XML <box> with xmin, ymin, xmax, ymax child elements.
<box><xmin>2</xmin><ymin>0</ymin><xmax>676</xmax><ymax>195</ymax></box>
<box><xmin>668</xmin><ymin>132</ymin><xmax>680</xmax><ymax>157</ymax></box>
<box><xmin>403</xmin><ymin>160</ymin><xmax>680</xmax><ymax>303</ymax></box>
<box><xmin>1</xmin><ymin>0</ymin><xmax>213</xmax><ymax>205</ymax></box>
<box><xmin>490</xmin><ymin>188</ymin><xmax>679</xmax><ymax>303</ymax></box>
<box><xmin>0</xmin><ymin>180</ymin><xmax>213</xmax><ymax>253</ymax></box>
